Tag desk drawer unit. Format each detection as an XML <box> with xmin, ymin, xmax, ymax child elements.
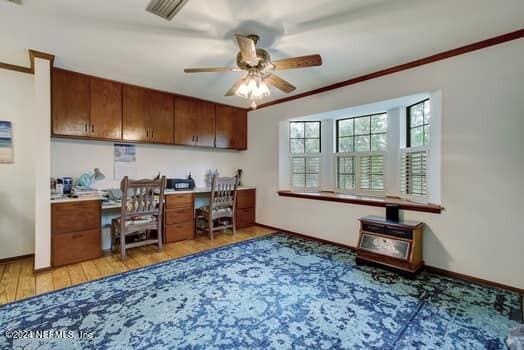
<box><xmin>52</xmin><ymin>200</ymin><xmax>102</xmax><ymax>267</ymax></box>
<box><xmin>164</xmin><ymin>193</ymin><xmax>194</xmax><ymax>243</ymax></box>
<box><xmin>236</xmin><ymin>189</ymin><xmax>256</xmax><ymax>229</ymax></box>
<box><xmin>52</xmin><ymin>200</ymin><xmax>100</xmax><ymax>234</ymax></box>
<box><xmin>52</xmin><ymin>229</ymin><xmax>101</xmax><ymax>267</ymax></box>
<box><xmin>165</xmin><ymin>222</ymin><xmax>194</xmax><ymax>242</ymax></box>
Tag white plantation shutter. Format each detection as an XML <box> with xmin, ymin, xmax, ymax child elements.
<box><xmin>359</xmin><ymin>155</ymin><xmax>385</xmax><ymax>192</ymax></box>
<box><xmin>291</xmin><ymin>156</ymin><xmax>321</xmax><ymax>190</ymax></box>
<box><xmin>337</xmin><ymin>156</ymin><xmax>356</xmax><ymax>190</ymax></box>
<box><xmin>401</xmin><ymin>149</ymin><xmax>428</xmax><ymax>196</ymax></box>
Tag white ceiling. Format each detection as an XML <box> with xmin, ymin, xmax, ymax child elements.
<box><xmin>0</xmin><ymin>0</ymin><xmax>523</xmax><ymax>108</ymax></box>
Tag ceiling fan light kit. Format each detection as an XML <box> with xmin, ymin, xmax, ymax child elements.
<box><xmin>234</xmin><ymin>71</ymin><xmax>270</xmax><ymax>109</ymax></box>
<box><xmin>184</xmin><ymin>33</ymin><xmax>323</xmax><ymax>109</ymax></box>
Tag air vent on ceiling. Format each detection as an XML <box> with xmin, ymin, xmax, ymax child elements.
<box><xmin>146</xmin><ymin>0</ymin><xmax>189</xmax><ymax>21</ymax></box>
<box><xmin>7</xmin><ymin>0</ymin><xmax>23</xmax><ymax>5</ymax></box>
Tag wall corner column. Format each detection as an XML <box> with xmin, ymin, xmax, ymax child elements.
<box><xmin>33</xmin><ymin>57</ymin><xmax>52</xmax><ymax>270</ymax></box>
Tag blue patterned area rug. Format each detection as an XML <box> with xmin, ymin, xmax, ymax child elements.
<box><xmin>0</xmin><ymin>233</ymin><xmax>520</xmax><ymax>349</ymax></box>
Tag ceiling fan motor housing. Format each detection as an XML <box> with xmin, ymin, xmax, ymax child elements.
<box><xmin>236</xmin><ymin>49</ymin><xmax>274</xmax><ymax>75</ymax></box>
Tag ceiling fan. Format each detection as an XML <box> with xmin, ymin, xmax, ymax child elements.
<box><xmin>184</xmin><ymin>34</ymin><xmax>322</xmax><ymax>108</ymax></box>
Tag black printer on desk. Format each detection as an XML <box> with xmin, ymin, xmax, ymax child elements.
<box><xmin>167</xmin><ymin>174</ymin><xmax>195</xmax><ymax>191</ymax></box>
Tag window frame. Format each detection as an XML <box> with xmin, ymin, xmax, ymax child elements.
<box><xmin>406</xmin><ymin>98</ymin><xmax>430</xmax><ymax>148</ymax></box>
<box><xmin>335</xmin><ymin>113</ymin><xmax>387</xmax><ymax>195</ymax></box>
<box><xmin>289</xmin><ymin>121</ymin><xmax>322</xmax><ymax>154</ymax></box>
<box><xmin>288</xmin><ymin>121</ymin><xmax>322</xmax><ymax>192</ymax></box>
<box><xmin>335</xmin><ymin>112</ymin><xmax>387</xmax><ymax>153</ymax></box>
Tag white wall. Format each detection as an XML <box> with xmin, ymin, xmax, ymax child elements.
<box><xmin>51</xmin><ymin>140</ymin><xmax>243</xmax><ymax>188</ymax></box>
<box><xmin>0</xmin><ymin>69</ymin><xmax>36</xmax><ymax>260</ymax></box>
<box><xmin>243</xmin><ymin>40</ymin><xmax>524</xmax><ymax>289</ymax></box>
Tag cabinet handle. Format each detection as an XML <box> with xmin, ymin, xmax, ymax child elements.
<box><xmin>91</xmin><ymin>124</ymin><xmax>94</xmax><ymax>133</ymax></box>
<box><xmin>146</xmin><ymin>129</ymin><xmax>149</xmax><ymax>138</ymax></box>
<box><xmin>192</xmin><ymin>136</ymin><xmax>195</xmax><ymax>142</ymax></box>
<box><xmin>84</xmin><ymin>123</ymin><xmax>88</xmax><ymax>132</ymax></box>
<box><xmin>196</xmin><ymin>136</ymin><xmax>199</xmax><ymax>143</ymax></box>
<box><xmin>151</xmin><ymin>130</ymin><xmax>154</xmax><ymax>140</ymax></box>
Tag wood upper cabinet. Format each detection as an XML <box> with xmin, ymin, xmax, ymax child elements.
<box><xmin>174</xmin><ymin>96</ymin><xmax>215</xmax><ymax>147</ymax></box>
<box><xmin>149</xmin><ymin>90</ymin><xmax>174</xmax><ymax>144</ymax></box>
<box><xmin>52</xmin><ymin>68</ymin><xmax>90</xmax><ymax>136</ymax></box>
<box><xmin>215</xmin><ymin>105</ymin><xmax>247</xmax><ymax>150</ymax></box>
<box><xmin>122</xmin><ymin>85</ymin><xmax>150</xmax><ymax>142</ymax></box>
<box><xmin>89</xmin><ymin>77</ymin><xmax>122</xmax><ymax>140</ymax></box>
<box><xmin>123</xmin><ymin>85</ymin><xmax>174</xmax><ymax>144</ymax></box>
<box><xmin>51</xmin><ymin>68</ymin><xmax>247</xmax><ymax>149</ymax></box>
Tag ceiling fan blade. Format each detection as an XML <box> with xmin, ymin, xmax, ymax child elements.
<box><xmin>224</xmin><ymin>78</ymin><xmax>245</xmax><ymax>96</ymax></box>
<box><xmin>273</xmin><ymin>54</ymin><xmax>322</xmax><ymax>70</ymax></box>
<box><xmin>235</xmin><ymin>34</ymin><xmax>259</xmax><ymax>66</ymax></box>
<box><xmin>265</xmin><ymin>74</ymin><xmax>296</xmax><ymax>94</ymax></box>
<box><xmin>184</xmin><ymin>67</ymin><xmax>242</xmax><ymax>73</ymax></box>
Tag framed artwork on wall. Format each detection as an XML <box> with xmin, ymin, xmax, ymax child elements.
<box><xmin>0</xmin><ymin>121</ymin><xmax>13</xmax><ymax>163</ymax></box>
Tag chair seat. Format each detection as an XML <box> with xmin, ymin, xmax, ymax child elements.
<box><xmin>112</xmin><ymin>215</ymin><xmax>158</xmax><ymax>235</ymax></box>
<box><xmin>197</xmin><ymin>206</ymin><xmax>233</xmax><ymax>220</ymax></box>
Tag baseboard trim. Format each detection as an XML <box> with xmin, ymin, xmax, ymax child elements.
<box><xmin>255</xmin><ymin>223</ymin><xmax>523</xmax><ymax>295</ymax></box>
<box><xmin>424</xmin><ymin>266</ymin><xmax>523</xmax><ymax>295</ymax></box>
<box><xmin>33</xmin><ymin>266</ymin><xmax>53</xmax><ymax>274</ymax></box>
<box><xmin>256</xmin><ymin>223</ymin><xmax>357</xmax><ymax>251</ymax></box>
<box><xmin>0</xmin><ymin>253</ymin><xmax>34</xmax><ymax>265</ymax></box>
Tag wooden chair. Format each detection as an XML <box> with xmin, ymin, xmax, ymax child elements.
<box><xmin>111</xmin><ymin>176</ymin><xmax>166</xmax><ymax>259</ymax></box>
<box><xmin>196</xmin><ymin>175</ymin><xmax>238</xmax><ymax>240</ymax></box>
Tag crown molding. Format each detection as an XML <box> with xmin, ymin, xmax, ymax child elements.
<box><xmin>257</xmin><ymin>29</ymin><xmax>524</xmax><ymax>110</ymax></box>
<box><xmin>0</xmin><ymin>49</ymin><xmax>55</xmax><ymax>75</ymax></box>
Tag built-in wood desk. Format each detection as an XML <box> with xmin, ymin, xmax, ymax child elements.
<box><xmin>50</xmin><ymin>187</ymin><xmax>256</xmax><ymax>265</ymax></box>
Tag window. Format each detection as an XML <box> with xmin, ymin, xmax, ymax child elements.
<box><xmin>407</xmin><ymin>99</ymin><xmax>430</xmax><ymax>147</ymax></box>
<box><xmin>280</xmin><ymin>94</ymin><xmax>439</xmax><ymax>203</ymax></box>
<box><xmin>289</xmin><ymin>121</ymin><xmax>321</xmax><ymax>190</ymax></box>
<box><xmin>337</xmin><ymin>113</ymin><xmax>387</xmax><ymax>152</ymax></box>
<box><xmin>336</xmin><ymin>113</ymin><xmax>387</xmax><ymax>193</ymax></box>
<box><xmin>290</xmin><ymin>121</ymin><xmax>321</xmax><ymax>154</ymax></box>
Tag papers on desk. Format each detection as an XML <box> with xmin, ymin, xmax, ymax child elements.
<box><xmin>72</xmin><ymin>188</ymin><xmax>103</xmax><ymax>197</ymax></box>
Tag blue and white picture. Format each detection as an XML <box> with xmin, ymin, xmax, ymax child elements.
<box><xmin>114</xmin><ymin>143</ymin><xmax>137</xmax><ymax>180</ymax></box>
<box><xmin>0</xmin><ymin>121</ymin><xmax>13</xmax><ymax>163</ymax></box>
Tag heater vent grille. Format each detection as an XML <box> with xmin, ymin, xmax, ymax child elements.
<box><xmin>146</xmin><ymin>0</ymin><xmax>188</xmax><ymax>21</ymax></box>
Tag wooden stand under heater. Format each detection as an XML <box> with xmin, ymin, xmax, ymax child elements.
<box><xmin>356</xmin><ymin>216</ymin><xmax>424</xmax><ymax>275</ymax></box>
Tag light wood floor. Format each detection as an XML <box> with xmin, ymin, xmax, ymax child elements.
<box><xmin>0</xmin><ymin>225</ymin><xmax>276</xmax><ymax>306</ymax></box>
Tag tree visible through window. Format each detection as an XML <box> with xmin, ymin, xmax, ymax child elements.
<box><xmin>337</xmin><ymin>113</ymin><xmax>387</xmax><ymax>152</ymax></box>
<box><xmin>407</xmin><ymin>99</ymin><xmax>430</xmax><ymax>147</ymax></box>
<box><xmin>289</xmin><ymin>121</ymin><xmax>321</xmax><ymax>154</ymax></box>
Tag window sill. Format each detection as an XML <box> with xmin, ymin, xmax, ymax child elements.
<box><xmin>277</xmin><ymin>190</ymin><xmax>443</xmax><ymax>214</ymax></box>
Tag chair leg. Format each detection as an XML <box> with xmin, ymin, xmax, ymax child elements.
<box><xmin>208</xmin><ymin>216</ymin><xmax>214</xmax><ymax>240</ymax></box>
<box><xmin>157</xmin><ymin>227</ymin><xmax>163</xmax><ymax>252</ymax></box>
<box><xmin>120</xmin><ymin>233</ymin><xmax>127</xmax><ymax>260</ymax></box>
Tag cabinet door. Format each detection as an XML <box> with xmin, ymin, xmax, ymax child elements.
<box><xmin>52</xmin><ymin>69</ymin><xmax>90</xmax><ymax>136</ymax></box>
<box><xmin>149</xmin><ymin>90</ymin><xmax>174</xmax><ymax>144</ymax></box>
<box><xmin>174</xmin><ymin>97</ymin><xmax>215</xmax><ymax>147</ymax></box>
<box><xmin>122</xmin><ymin>85</ymin><xmax>149</xmax><ymax>142</ymax></box>
<box><xmin>90</xmin><ymin>77</ymin><xmax>122</xmax><ymax>140</ymax></box>
<box><xmin>215</xmin><ymin>105</ymin><xmax>247</xmax><ymax>150</ymax></box>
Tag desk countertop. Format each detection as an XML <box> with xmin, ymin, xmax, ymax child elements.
<box><xmin>50</xmin><ymin>186</ymin><xmax>256</xmax><ymax>207</ymax></box>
